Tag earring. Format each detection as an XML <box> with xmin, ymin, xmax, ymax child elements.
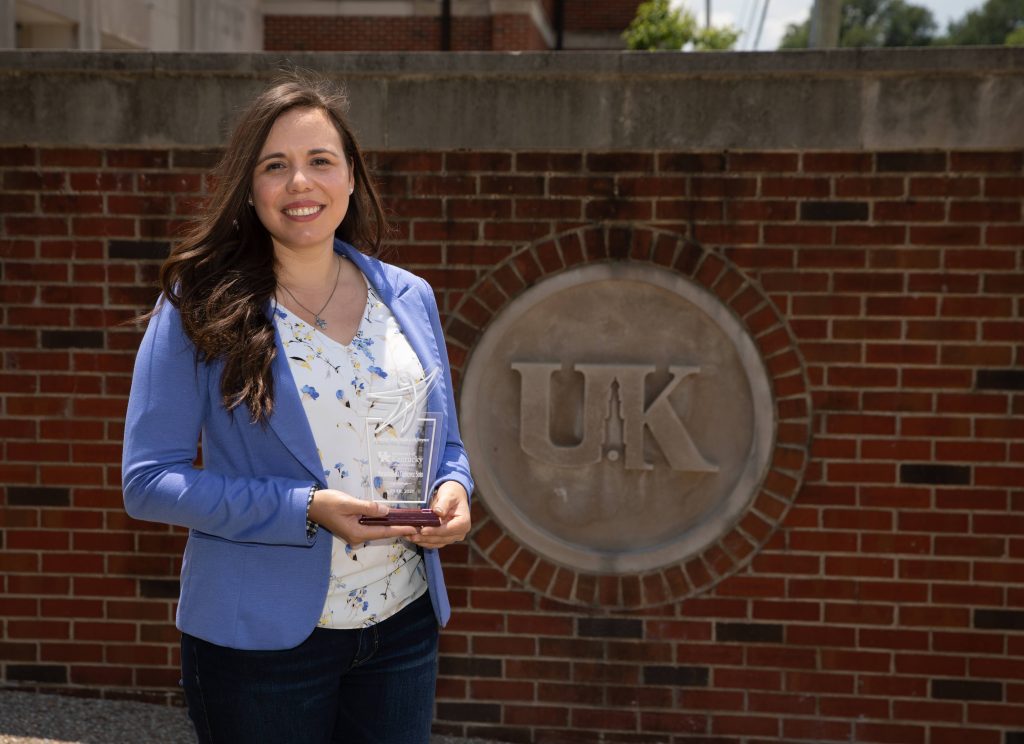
<box><xmin>247</xmin><ymin>195</ymin><xmax>254</xmax><ymax>206</ymax></box>
<box><xmin>349</xmin><ymin>187</ymin><xmax>354</xmax><ymax>195</ymax></box>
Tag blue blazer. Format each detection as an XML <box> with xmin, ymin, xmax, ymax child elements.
<box><xmin>122</xmin><ymin>240</ymin><xmax>473</xmax><ymax>650</ymax></box>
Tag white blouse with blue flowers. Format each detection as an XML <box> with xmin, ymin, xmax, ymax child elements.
<box><xmin>274</xmin><ymin>274</ymin><xmax>430</xmax><ymax>629</ymax></box>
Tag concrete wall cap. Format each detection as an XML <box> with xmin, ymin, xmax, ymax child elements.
<box><xmin>2</xmin><ymin>49</ymin><xmax>1022</xmax><ymax>149</ymax></box>
<box><xmin>3</xmin><ymin>47</ymin><xmax>1023</xmax><ymax>76</ymax></box>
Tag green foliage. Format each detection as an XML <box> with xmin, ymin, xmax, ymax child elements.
<box><xmin>938</xmin><ymin>0</ymin><xmax>1024</xmax><ymax>45</ymax></box>
<box><xmin>782</xmin><ymin>0</ymin><xmax>1024</xmax><ymax>48</ymax></box>
<box><xmin>780</xmin><ymin>0</ymin><xmax>937</xmax><ymax>48</ymax></box>
<box><xmin>698</xmin><ymin>25</ymin><xmax>743</xmax><ymax>49</ymax></box>
<box><xmin>779</xmin><ymin>22</ymin><xmax>810</xmax><ymax>48</ymax></box>
<box><xmin>623</xmin><ymin>0</ymin><xmax>740</xmax><ymax>51</ymax></box>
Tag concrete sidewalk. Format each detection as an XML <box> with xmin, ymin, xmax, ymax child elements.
<box><xmin>0</xmin><ymin>691</ymin><xmax>499</xmax><ymax>744</ymax></box>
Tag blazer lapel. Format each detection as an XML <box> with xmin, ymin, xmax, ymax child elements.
<box><xmin>264</xmin><ymin>240</ymin><xmax>448</xmax><ymax>485</ymax></box>
<box><xmin>341</xmin><ymin>242</ymin><xmax>448</xmax><ymax>419</ymax></box>
<box><xmin>266</xmin><ymin>304</ymin><xmax>327</xmax><ymax>484</ymax></box>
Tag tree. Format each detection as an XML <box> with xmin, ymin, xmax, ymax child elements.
<box><xmin>623</xmin><ymin>0</ymin><xmax>740</xmax><ymax>51</ymax></box>
<box><xmin>938</xmin><ymin>0</ymin><xmax>1024</xmax><ymax>45</ymax></box>
<box><xmin>780</xmin><ymin>0</ymin><xmax>937</xmax><ymax>48</ymax></box>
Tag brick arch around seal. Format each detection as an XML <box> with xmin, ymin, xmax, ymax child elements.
<box><xmin>443</xmin><ymin>223</ymin><xmax>813</xmax><ymax>609</ymax></box>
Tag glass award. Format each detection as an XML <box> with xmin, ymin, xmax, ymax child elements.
<box><xmin>358</xmin><ymin>411</ymin><xmax>442</xmax><ymax>527</ymax></box>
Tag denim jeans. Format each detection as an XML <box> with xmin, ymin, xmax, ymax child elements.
<box><xmin>180</xmin><ymin>591</ymin><xmax>439</xmax><ymax>744</ymax></box>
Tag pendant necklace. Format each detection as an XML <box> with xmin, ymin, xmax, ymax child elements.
<box><xmin>278</xmin><ymin>256</ymin><xmax>343</xmax><ymax>330</ymax></box>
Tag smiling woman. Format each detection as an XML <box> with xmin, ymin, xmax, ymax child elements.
<box><xmin>121</xmin><ymin>71</ymin><xmax>473</xmax><ymax>744</ymax></box>
<box><xmin>252</xmin><ymin>107</ymin><xmax>367</xmax><ymax>343</ymax></box>
<box><xmin>251</xmin><ymin>108</ymin><xmax>354</xmax><ymax>256</ymax></box>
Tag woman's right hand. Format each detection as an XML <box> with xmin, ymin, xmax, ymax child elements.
<box><xmin>306</xmin><ymin>489</ymin><xmax>418</xmax><ymax>544</ymax></box>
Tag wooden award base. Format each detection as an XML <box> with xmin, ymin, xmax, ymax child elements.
<box><xmin>359</xmin><ymin>509</ymin><xmax>441</xmax><ymax>527</ymax></box>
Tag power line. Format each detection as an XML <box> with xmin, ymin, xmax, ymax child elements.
<box><xmin>754</xmin><ymin>0</ymin><xmax>771</xmax><ymax>49</ymax></box>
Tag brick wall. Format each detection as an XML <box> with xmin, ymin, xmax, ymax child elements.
<box><xmin>265</xmin><ymin>16</ymin><xmax>448</xmax><ymax>52</ymax></box>
<box><xmin>261</xmin><ymin>0</ymin><xmax>631</xmax><ymax>52</ymax></box>
<box><xmin>565</xmin><ymin>0</ymin><xmax>643</xmax><ymax>32</ymax></box>
<box><xmin>2</xmin><ymin>145</ymin><xmax>1023</xmax><ymax>743</ymax></box>
<box><xmin>264</xmin><ymin>13</ymin><xmax>542</xmax><ymax>51</ymax></box>
<box><xmin>492</xmin><ymin>14</ymin><xmax>549</xmax><ymax>52</ymax></box>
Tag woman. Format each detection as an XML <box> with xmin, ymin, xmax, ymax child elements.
<box><xmin>122</xmin><ymin>72</ymin><xmax>472</xmax><ymax>744</ymax></box>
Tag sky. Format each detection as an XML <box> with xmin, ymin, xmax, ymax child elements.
<box><xmin>673</xmin><ymin>0</ymin><xmax>982</xmax><ymax>50</ymax></box>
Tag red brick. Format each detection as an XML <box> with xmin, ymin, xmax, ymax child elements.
<box><xmin>443</xmin><ymin>152</ymin><xmax>510</xmax><ymax>172</ymax></box>
<box><xmin>0</xmin><ymin>193</ymin><xmax>37</xmax><ymax>213</ymax></box>
<box><xmin>479</xmin><ymin>175</ymin><xmax>544</xmax><ymax>195</ymax></box>
<box><xmin>824</xmin><ymin>602</ymin><xmax>894</xmax><ymax>625</ymax></box>
<box><xmin>483</xmin><ymin>221</ymin><xmax>551</xmax><ymax>241</ymax></box>
<box><xmin>504</xmin><ymin>705</ymin><xmax>567</xmax><ymax>726</ymax></box>
<box><xmin>900</xmin><ymin>606</ymin><xmax>971</xmax><ymax>627</ymax></box>
<box><xmin>412</xmin><ymin>221</ymin><xmax>478</xmax><ymax>241</ymax></box>
<box><xmin>821</xmin><ymin>695</ymin><xmax>890</xmax><ymax>719</ymax></box>
<box><xmin>790</xmin><ymin>627</ymin><xmax>858</xmax><ymax>650</ymax></box>
<box><xmin>970</xmin><ymin>466</ymin><xmax>1019</xmax><ymax>489</ymax></box>
<box><xmin>762</xmin><ymin>176</ymin><xmax>830</xmax><ymax>198</ymax></box>
<box><xmin>826</xmin><ymin>462</ymin><xmax>897</xmax><ymax>484</ymax></box>
<box><xmin>137</xmin><ymin>173</ymin><xmax>201</xmax><ymax>192</ymax></box>
<box><xmin>974</xmin><ymin>560</ymin><xmax>1024</xmax><ymax>582</ymax></box>
<box><xmin>833</xmin><ymin>271</ymin><xmax>904</xmax><ymax>292</ymax></box>
<box><xmin>0</xmin><ymin>146</ymin><xmax>37</xmax><ymax>166</ymax></box>
<box><xmin>802</xmin><ymin>152</ymin><xmax>873</xmax><ymax>172</ymax></box>
<box><xmin>970</xmin><ymin>657</ymin><xmax>1024</xmax><ymax>680</ymax></box>
<box><xmin>639</xmin><ymin>711</ymin><xmax>706</xmax><ymax>734</ymax></box>
<box><xmin>68</xmin><ymin>665</ymin><xmax>132</xmax><ymax>687</ymax></box>
<box><xmin>5</xmin><ymin>217</ymin><xmax>69</xmax><ymax>236</ymax></box>
<box><xmin>931</xmin><ymin>728</ymin><xmax>1001</xmax><ymax>744</ymax></box>
<box><xmin>942</xmin><ymin>248</ymin><xmax>1015</xmax><ymax>270</ymax></box>
<box><xmin>950</xmin><ymin>200</ymin><xmax>1021</xmax><ymax>222</ymax></box>
<box><xmin>839</xmin><ymin>225</ymin><xmax>909</xmax><ymax>246</ymax></box>
<box><xmin>786</xmin><ymin>671</ymin><xmax>851</xmax><ymax>695</ymax></box>
<box><xmin>586</xmin><ymin>152</ymin><xmax>654</xmax><ymax>173</ymax></box>
<box><xmin>4</xmin><ymin>171</ymin><xmax>65</xmax><ymax>190</ymax></box>
<box><xmin>855</xmin><ymin>722</ymin><xmax>925</xmax><ymax>744</ymax></box>
<box><xmin>516</xmin><ymin>152</ymin><xmax>582</xmax><ymax>172</ymax></box>
<box><xmin>40</xmin><ymin>643</ymin><xmax>103</xmax><ymax>664</ymax></box>
<box><xmin>784</xmin><ymin>718</ymin><xmax>853</xmax><ymax>741</ymax></box>
<box><xmin>940</xmin><ymin>344</ymin><xmax>1014</xmax><ymax>366</ymax></box>
<box><xmin>860</xmin><ymin>532</ymin><xmax>930</xmax><ymax>555</ymax></box>
<box><xmin>874</xmin><ymin>201</ymin><xmax>945</xmax><ymax>221</ymax></box>
<box><xmin>905</xmin><ymin>415</ymin><xmax>966</xmax><ymax>440</ymax></box>
<box><xmin>824</xmin><ymin>556</ymin><xmax>894</xmax><ymax>578</ymax></box>
<box><xmin>711</xmin><ymin>714</ymin><xmax>779</xmax><ymax>737</ymax></box>
<box><xmin>767</xmin><ymin>225</ymin><xmax>834</xmax><ymax>246</ymax></box>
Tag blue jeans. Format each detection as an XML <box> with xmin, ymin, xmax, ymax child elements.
<box><xmin>181</xmin><ymin>591</ymin><xmax>439</xmax><ymax>744</ymax></box>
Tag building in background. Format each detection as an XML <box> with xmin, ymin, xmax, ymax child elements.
<box><xmin>1</xmin><ymin>0</ymin><xmax>642</xmax><ymax>51</ymax></box>
<box><xmin>0</xmin><ymin>0</ymin><xmax>261</xmax><ymax>50</ymax></box>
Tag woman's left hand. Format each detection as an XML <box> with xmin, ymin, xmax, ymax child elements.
<box><xmin>409</xmin><ymin>481</ymin><xmax>470</xmax><ymax>549</ymax></box>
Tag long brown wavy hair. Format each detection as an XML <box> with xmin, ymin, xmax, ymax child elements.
<box><xmin>155</xmin><ymin>71</ymin><xmax>387</xmax><ymax>425</ymax></box>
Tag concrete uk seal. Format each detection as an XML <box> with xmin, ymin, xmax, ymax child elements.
<box><xmin>461</xmin><ymin>262</ymin><xmax>774</xmax><ymax>575</ymax></box>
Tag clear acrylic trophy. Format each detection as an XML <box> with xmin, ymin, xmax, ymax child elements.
<box><xmin>358</xmin><ymin>368</ymin><xmax>442</xmax><ymax>527</ymax></box>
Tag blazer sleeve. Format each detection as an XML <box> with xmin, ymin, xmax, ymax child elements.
<box><xmin>121</xmin><ymin>297</ymin><xmax>316</xmax><ymax>546</ymax></box>
<box><xmin>419</xmin><ymin>278</ymin><xmax>474</xmax><ymax>501</ymax></box>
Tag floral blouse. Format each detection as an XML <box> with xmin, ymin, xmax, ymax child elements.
<box><xmin>274</xmin><ymin>273</ymin><xmax>430</xmax><ymax>629</ymax></box>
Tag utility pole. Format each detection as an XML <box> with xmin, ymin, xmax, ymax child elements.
<box><xmin>441</xmin><ymin>0</ymin><xmax>451</xmax><ymax>51</ymax></box>
<box><xmin>809</xmin><ymin>0</ymin><xmax>842</xmax><ymax>47</ymax></box>
<box><xmin>706</xmin><ymin>0</ymin><xmax>711</xmax><ymax>29</ymax></box>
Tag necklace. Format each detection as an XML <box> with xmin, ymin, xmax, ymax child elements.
<box><xmin>278</xmin><ymin>256</ymin><xmax>343</xmax><ymax>330</ymax></box>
